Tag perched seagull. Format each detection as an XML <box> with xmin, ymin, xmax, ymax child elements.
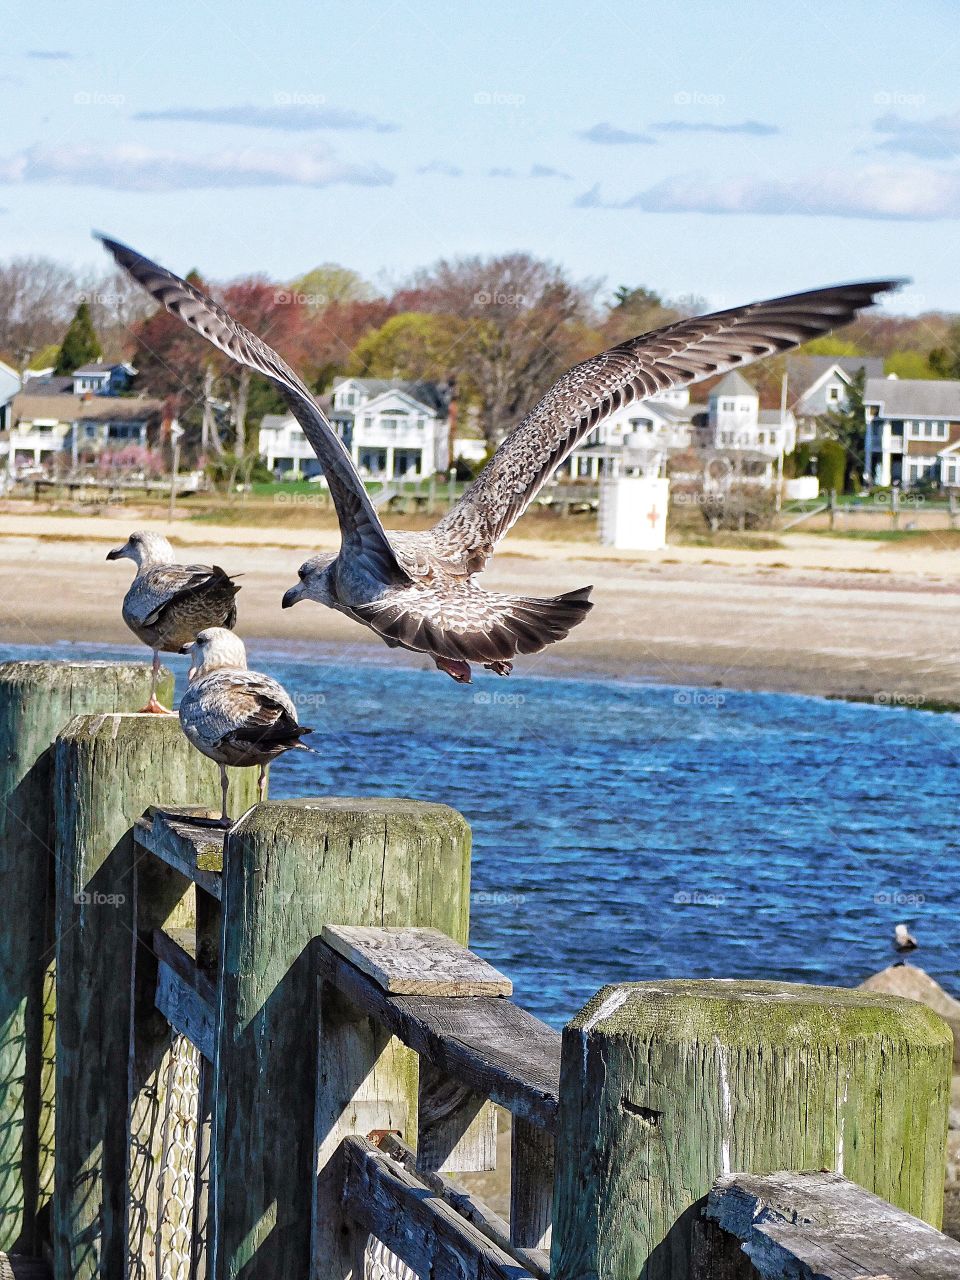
<box><xmin>100</xmin><ymin>234</ymin><xmax>901</xmax><ymax>683</ymax></box>
<box><xmin>178</xmin><ymin>628</ymin><xmax>313</xmax><ymax>826</ymax></box>
<box><xmin>108</xmin><ymin>530</ymin><xmax>240</xmax><ymax>713</ymax></box>
<box><xmin>894</xmin><ymin>923</ymin><xmax>918</xmax><ymax>956</ymax></box>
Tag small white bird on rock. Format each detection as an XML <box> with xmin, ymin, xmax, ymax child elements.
<box><xmin>894</xmin><ymin>923</ymin><xmax>918</xmax><ymax>955</ymax></box>
<box><xmin>107</xmin><ymin>530</ymin><xmax>240</xmax><ymax>713</ymax></box>
<box><xmin>178</xmin><ymin>628</ymin><xmax>313</xmax><ymax>827</ymax></box>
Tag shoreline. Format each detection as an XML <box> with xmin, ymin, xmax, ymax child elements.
<box><xmin>0</xmin><ymin>511</ymin><xmax>958</xmax><ymax>705</ymax></box>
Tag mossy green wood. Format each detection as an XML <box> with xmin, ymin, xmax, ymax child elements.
<box><xmin>53</xmin><ymin>712</ymin><xmax>256</xmax><ymax>1280</ymax></box>
<box><xmin>213</xmin><ymin>797</ymin><xmax>471</xmax><ymax>1280</ymax></box>
<box><xmin>551</xmin><ymin>979</ymin><xmax>952</xmax><ymax>1280</ymax></box>
<box><xmin>0</xmin><ymin>660</ymin><xmax>171</xmax><ymax>1256</ymax></box>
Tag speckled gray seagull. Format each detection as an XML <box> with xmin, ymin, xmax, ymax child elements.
<box><xmin>100</xmin><ymin>235</ymin><xmax>900</xmax><ymax>683</ymax></box>
<box><xmin>179</xmin><ymin>628</ymin><xmax>313</xmax><ymax>826</ymax></box>
<box><xmin>107</xmin><ymin>530</ymin><xmax>240</xmax><ymax>712</ymax></box>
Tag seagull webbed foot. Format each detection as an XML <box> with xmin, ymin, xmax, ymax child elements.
<box><xmin>434</xmin><ymin>656</ymin><xmax>472</xmax><ymax>683</ymax></box>
<box><xmin>138</xmin><ymin>695</ymin><xmax>174</xmax><ymax>715</ymax></box>
<box><xmin>484</xmin><ymin>661</ymin><xmax>513</xmax><ymax>677</ymax></box>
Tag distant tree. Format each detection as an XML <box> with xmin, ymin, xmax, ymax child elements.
<box><xmin>601</xmin><ymin>284</ymin><xmax>678</xmax><ymax>345</ymax></box>
<box><xmin>816</xmin><ymin>439</ymin><xmax>847</xmax><ymax>494</ymax></box>
<box><xmin>885</xmin><ymin>351</ymin><xmax>939</xmax><ymax>380</ymax></box>
<box><xmin>291</xmin><ymin>263</ymin><xmax>375</xmax><ymax>307</ymax></box>
<box><xmin>394</xmin><ymin>253</ymin><xmax>596</xmax><ymax>447</ymax></box>
<box><xmin>818</xmin><ymin>367</ymin><xmax>866</xmax><ymax>488</ymax></box>
<box><xmin>928</xmin><ymin>319</ymin><xmax>960</xmax><ymax>379</ymax></box>
<box><xmin>799</xmin><ymin>336</ymin><xmax>862</xmax><ymax>358</ymax></box>
<box><xmin>54</xmin><ymin>301</ymin><xmax>102</xmax><ymax>374</ymax></box>
<box><xmin>0</xmin><ymin>255</ymin><xmax>80</xmax><ymax>364</ymax></box>
<box><xmin>347</xmin><ymin>312</ymin><xmax>463</xmax><ymax>382</ymax></box>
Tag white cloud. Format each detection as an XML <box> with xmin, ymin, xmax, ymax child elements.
<box><xmin>0</xmin><ymin>143</ymin><xmax>394</xmax><ymax>192</ymax></box>
<box><xmin>134</xmin><ymin>104</ymin><xmax>398</xmax><ymax>134</ymax></box>
<box><xmin>873</xmin><ymin>110</ymin><xmax>960</xmax><ymax>159</ymax></box>
<box><xmin>574</xmin><ymin>165</ymin><xmax>960</xmax><ymax>220</ymax></box>
<box><xmin>26</xmin><ymin>50</ymin><xmax>72</xmax><ymax>61</ymax></box>
<box><xmin>650</xmin><ymin>119</ymin><xmax>779</xmax><ymax>137</ymax></box>
<box><xmin>578</xmin><ymin>122</ymin><xmax>655</xmax><ymax>145</ymax></box>
<box><xmin>417</xmin><ymin>160</ymin><xmax>463</xmax><ymax>177</ymax></box>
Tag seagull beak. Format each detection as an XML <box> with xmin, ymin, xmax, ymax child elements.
<box><xmin>281</xmin><ymin>583</ymin><xmax>303</xmax><ymax>609</ymax></box>
<box><xmin>179</xmin><ymin>642</ymin><xmax>194</xmax><ymax>655</ymax></box>
<box><xmin>106</xmin><ymin>545</ymin><xmax>126</xmax><ymax>561</ymax></box>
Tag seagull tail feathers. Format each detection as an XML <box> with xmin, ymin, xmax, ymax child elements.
<box><xmin>495</xmin><ymin>585</ymin><xmax>594</xmax><ymax>657</ymax></box>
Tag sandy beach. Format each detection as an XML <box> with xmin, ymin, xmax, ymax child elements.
<box><xmin>0</xmin><ymin>510</ymin><xmax>957</xmax><ymax>704</ymax></box>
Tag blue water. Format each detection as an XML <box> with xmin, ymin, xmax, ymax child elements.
<box><xmin>6</xmin><ymin>639</ymin><xmax>959</xmax><ymax>1029</ymax></box>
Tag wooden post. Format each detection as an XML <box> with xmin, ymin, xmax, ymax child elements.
<box><xmin>0</xmin><ymin>660</ymin><xmax>171</xmax><ymax>1257</ymax></box>
<box><xmin>892</xmin><ymin>484</ymin><xmax>901</xmax><ymax>529</ymax></box>
<box><xmin>52</xmin><ymin>712</ymin><xmax>255</xmax><ymax>1280</ymax></box>
<box><xmin>511</xmin><ymin>1118</ymin><xmax>554</xmax><ymax>1251</ymax></box>
<box><xmin>551</xmin><ymin>978</ymin><xmax>952</xmax><ymax>1280</ymax></box>
<box><xmin>211</xmin><ymin>797</ymin><xmax>471</xmax><ymax>1280</ymax></box>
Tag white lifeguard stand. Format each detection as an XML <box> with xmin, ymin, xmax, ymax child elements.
<box><xmin>598</xmin><ymin>474</ymin><xmax>669</xmax><ymax>550</ymax></box>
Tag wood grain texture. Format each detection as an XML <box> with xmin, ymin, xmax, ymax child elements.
<box><xmin>0</xmin><ymin>1253</ymin><xmax>52</xmax><ymax>1277</ymax></box>
<box><xmin>211</xmin><ymin>796</ymin><xmax>471</xmax><ymax>1280</ymax></box>
<box><xmin>133</xmin><ymin>807</ymin><xmax>231</xmax><ymax>900</ymax></box>
<box><xmin>377</xmin><ymin>1133</ymin><xmax>549</xmax><ymax>1279</ymax></box>
<box><xmin>341</xmin><ymin>1136</ymin><xmax>534</xmax><ymax>1280</ymax></box>
<box><xmin>0</xmin><ymin>660</ymin><xmax>169</xmax><ymax>1256</ymax></box>
<box><xmin>317</xmin><ymin>942</ymin><xmax>561</xmax><ymax>1129</ymax></box>
<box><xmin>704</xmin><ymin>1170</ymin><xmax>960</xmax><ymax>1280</ymax></box>
<box><xmin>511</xmin><ymin>1116</ymin><xmax>554</xmax><ymax>1252</ymax></box>
<box><xmin>551</xmin><ymin>979</ymin><xmax>953</xmax><ymax>1280</ymax></box>
<box><xmin>416</xmin><ymin>1059</ymin><xmax>497</xmax><ymax>1172</ymax></box>
<box><xmin>153</xmin><ymin>927</ymin><xmax>216</xmax><ymax>1064</ymax></box>
<box><xmin>52</xmin><ymin>712</ymin><xmax>256</xmax><ymax>1280</ymax></box>
<box><xmin>321</xmin><ymin>925</ymin><xmax>512</xmax><ymax>995</ymax></box>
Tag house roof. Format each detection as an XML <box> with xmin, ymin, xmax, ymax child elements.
<box><xmin>332</xmin><ymin>376</ymin><xmax>449</xmax><ymax>415</ymax></box>
<box><xmin>864</xmin><ymin>377</ymin><xmax>960</xmax><ymax>418</ymax></box>
<box><xmin>758</xmin><ymin>409</ymin><xmax>796</xmax><ymax>425</ymax></box>
<box><xmin>711</xmin><ymin>370</ymin><xmax>757</xmax><ymax>398</ymax></box>
<box><xmin>14</xmin><ymin>393</ymin><xmax>161</xmax><ymax>423</ymax></box>
<box><xmin>21</xmin><ymin>376</ymin><xmax>74</xmax><ymax>395</ymax></box>
<box><xmin>72</xmin><ymin>361</ymin><xmax>135</xmax><ymax>377</ymax></box>
<box><xmin>787</xmin><ymin>355</ymin><xmax>884</xmax><ymax>399</ymax></box>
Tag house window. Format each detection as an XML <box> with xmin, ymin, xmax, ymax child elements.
<box><xmin>827</xmin><ymin>385</ymin><xmax>840</xmax><ymax>401</ymax></box>
<box><xmin>721</xmin><ymin>400</ymin><xmax>735</xmax><ymax>412</ymax></box>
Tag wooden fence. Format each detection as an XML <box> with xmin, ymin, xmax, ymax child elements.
<box><xmin>0</xmin><ymin>658</ymin><xmax>958</xmax><ymax>1279</ymax></box>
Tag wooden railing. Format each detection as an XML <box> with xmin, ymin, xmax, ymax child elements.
<box><xmin>0</xmin><ymin>659</ymin><xmax>957</xmax><ymax>1279</ymax></box>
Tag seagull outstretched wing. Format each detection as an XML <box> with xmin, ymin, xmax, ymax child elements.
<box><xmin>98</xmin><ymin>235</ymin><xmax>406</xmax><ymax>585</ymax></box>
<box><xmin>432</xmin><ymin>279</ymin><xmax>902</xmax><ymax>572</ymax></box>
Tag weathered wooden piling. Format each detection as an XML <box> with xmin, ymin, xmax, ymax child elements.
<box><xmin>52</xmin><ymin>712</ymin><xmax>255</xmax><ymax>1280</ymax></box>
<box><xmin>0</xmin><ymin>660</ymin><xmax>171</xmax><ymax>1256</ymax></box>
<box><xmin>211</xmin><ymin>797</ymin><xmax>471</xmax><ymax>1280</ymax></box>
<box><xmin>551</xmin><ymin>978</ymin><xmax>952</xmax><ymax>1280</ymax></box>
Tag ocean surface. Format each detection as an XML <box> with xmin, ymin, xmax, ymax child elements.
<box><xmin>6</xmin><ymin>639</ymin><xmax>959</xmax><ymax>1029</ymax></box>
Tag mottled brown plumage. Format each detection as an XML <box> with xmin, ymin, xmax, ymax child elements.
<box><xmin>100</xmin><ymin>234</ymin><xmax>901</xmax><ymax>683</ymax></box>
<box><xmin>107</xmin><ymin>530</ymin><xmax>240</xmax><ymax>711</ymax></box>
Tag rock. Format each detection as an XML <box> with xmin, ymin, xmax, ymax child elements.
<box><xmin>859</xmin><ymin>964</ymin><xmax>960</xmax><ymax>1066</ymax></box>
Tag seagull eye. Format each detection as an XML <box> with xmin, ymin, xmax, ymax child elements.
<box><xmin>298</xmin><ymin>567</ymin><xmax>306</xmax><ymax>581</ymax></box>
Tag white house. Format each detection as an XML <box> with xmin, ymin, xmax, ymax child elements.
<box><xmin>702</xmin><ymin>370</ymin><xmax>796</xmax><ymax>457</ymax></box>
<box><xmin>863</xmin><ymin>375</ymin><xmax>960</xmax><ymax>488</ymax></box>
<box><xmin>787</xmin><ymin>355</ymin><xmax>883</xmax><ymax>437</ymax></box>
<box><xmin>260</xmin><ymin>377</ymin><xmax>451</xmax><ymax>479</ymax></box>
<box><xmin>0</xmin><ymin>360</ymin><xmax>21</xmax><ymax>433</ymax></box>
<box><xmin>564</xmin><ymin>389</ymin><xmax>697</xmax><ymax>480</ymax></box>
<box><xmin>2</xmin><ymin>390</ymin><xmax>162</xmax><ymax>472</ymax></box>
<box><xmin>70</xmin><ymin>361</ymin><xmax>136</xmax><ymax>396</ymax></box>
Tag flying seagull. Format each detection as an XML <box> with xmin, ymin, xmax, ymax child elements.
<box><xmin>179</xmin><ymin>628</ymin><xmax>313</xmax><ymax>826</ymax></box>
<box><xmin>107</xmin><ymin>530</ymin><xmax>240</xmax><ymax>712</ymax></box>
<box><xmin>99</xmin><ymin>234</ymin><xmax>901</xmax><ymax>683</ymax></box>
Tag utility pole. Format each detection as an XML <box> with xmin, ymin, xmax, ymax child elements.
<box><xmin>168</xmin><ymin>417</ymin><xmax>183</xmax><ymax>524</ymax></box>
<box><xmin>776</xmin><ymin>370</ymin><xmax>788</xmax><ymax>515</ymax></box>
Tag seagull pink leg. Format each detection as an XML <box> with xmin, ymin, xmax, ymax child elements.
<box><xmin>139</xmin><ymin>651</ymin><xmax>173</xmax><ymax>715</ymax></box>
<box><xmin>257</xmin><ymin>764</ymin><xmax>267</xmax><ymax>804</ymax></box>
<box><xmin>219</xmin><ymin>764</ymin><xmax>231</xmax><ymax>826</ymax></box>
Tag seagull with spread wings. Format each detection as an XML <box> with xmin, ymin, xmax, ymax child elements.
<box><xmin>100</xmin><ymin>235</ymin><xmax>899</xmax><ymax>683</ymax></box>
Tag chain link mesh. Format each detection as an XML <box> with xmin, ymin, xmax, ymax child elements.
<box><xmin>154</xmin><ymin>1032</ymin><xmax>203</xmax><ymax>1280</ymax></box>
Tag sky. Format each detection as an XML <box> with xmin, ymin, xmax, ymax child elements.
<box><xmin>3</xmin><ymin>0</ymin><xmax>960</xmax><ymax>313</ymax></box>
